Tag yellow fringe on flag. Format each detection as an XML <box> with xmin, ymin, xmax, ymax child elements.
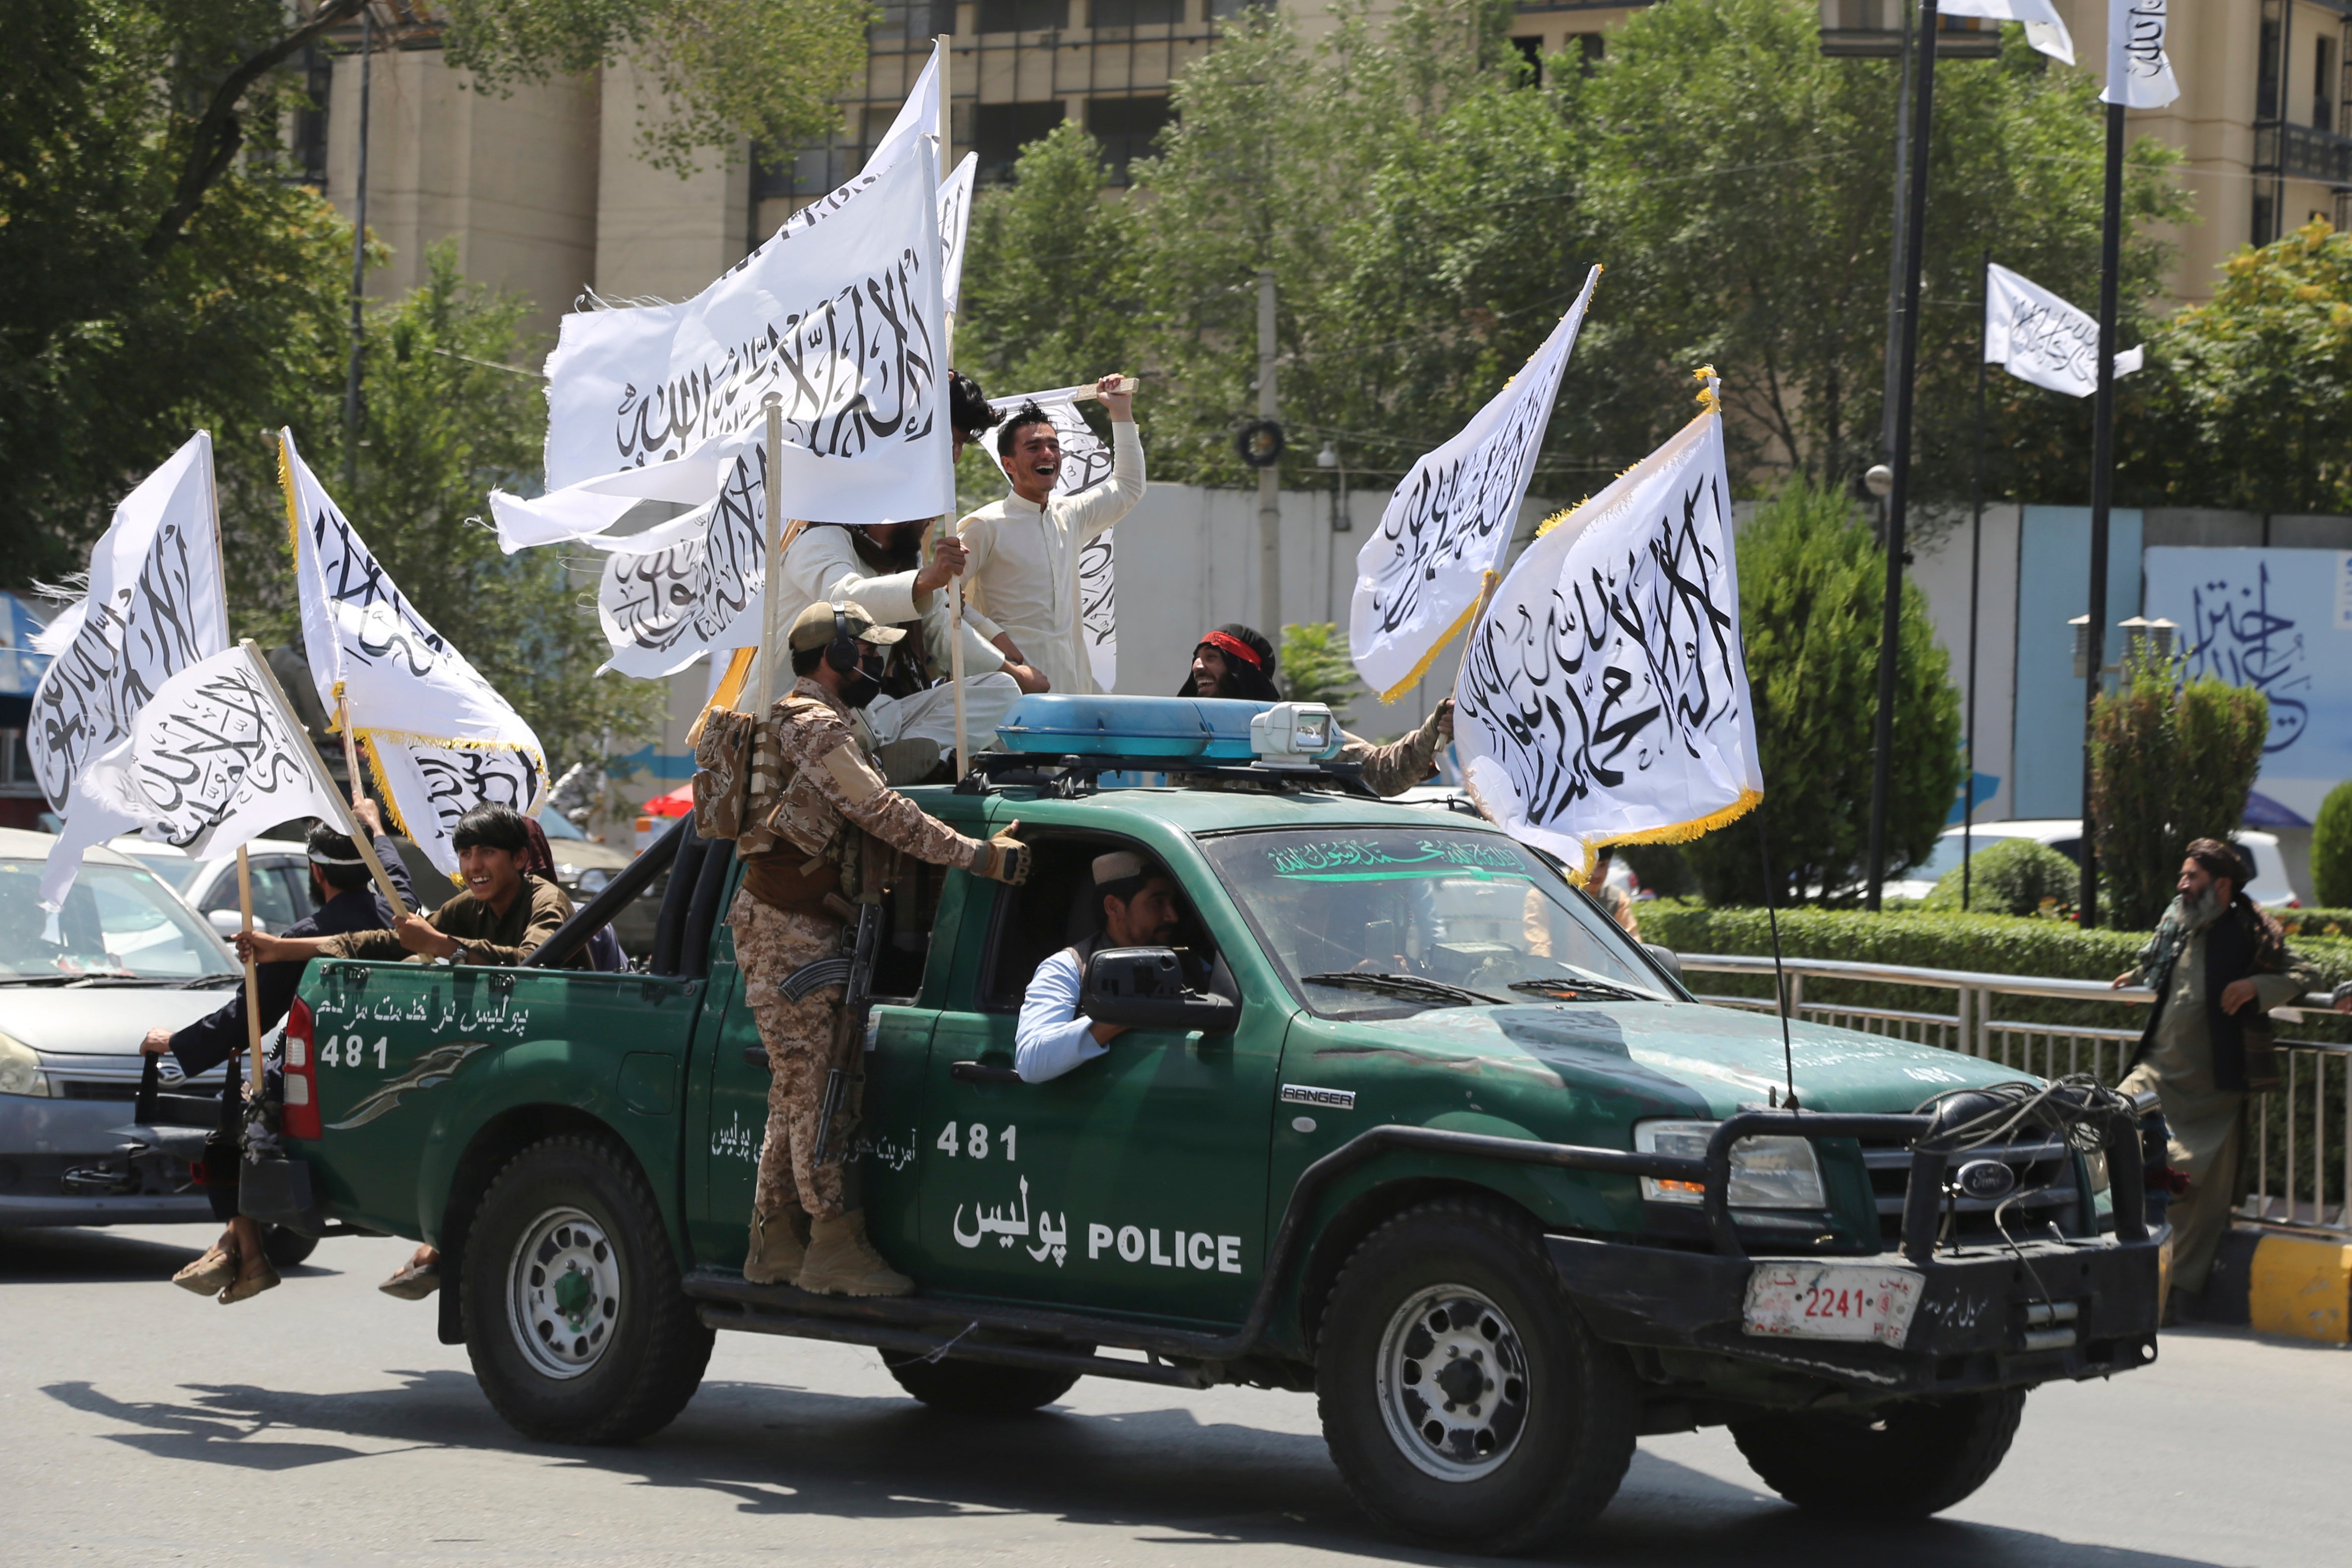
<box><xmin>1568</xmin><ymin>789</ymin><xmax>1763</xmax><ymax>886</ymax></box>
<box><xmin>275</xmin><ymin>433</ymin><xmax>303</xmax><ymax>560</ymax></box>
<box><xmin>687</xmin><ymin>646</ymin><xmax>758</xmax><ymax>746</ymax></box>
<box><xmin>1692</xmin><ymin>364</ymin><xmax>1722</xmax><ymax>415</ymax></box>
<box><xmin>1377</xmin><ymin>570</ymin><xmax>1497</xmax><ymax>704</ymax></box>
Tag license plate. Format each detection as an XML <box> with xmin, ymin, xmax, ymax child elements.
<box><xmin>1743</xmin><ymin>1263</ymin><xmax>1922</xmax><ymax>1348</ymax></box>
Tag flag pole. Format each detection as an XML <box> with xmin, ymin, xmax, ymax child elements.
<box><xmin>937</xmin><ymin>34</ymin><xmax>972</xmax><ymax>783</ymax></box>
<box><xmin>1964</xmin><ymin>251</ymin><xmax>1990</xmax><ymax>913</ymax></box>
<box><xmin>2078</xmin><ymin>97</ymin><xmax>2126</xmax><ymax>928</ymax></box>
<box><xmin>234</xmin><ymin>847</ymin><xmax>265</xmax><ymax>1099</ymax></box>
<box><xmin>336</xmin><ymin>690</ymin><xmax>366</xmax><ymax>808</ymax></box>
<box><xmin>239</xmin><ymin>640</ymin><xmax>406</xmax><ymax>916</ymax></box>
<box><xmin>1863</xmin><ymin>0</ymin><xmax>1942</xmax><ymax>911</ymax></box>
<box><xmin>754</xmin><ymin>393</ymin><xmax>787</xmax><ymax>714</ymax></box>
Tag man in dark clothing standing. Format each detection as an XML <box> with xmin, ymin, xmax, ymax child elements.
<box><xmin>2113</xmin><ymin>838</ymin><xmax>2319</xmax><ymax>1320</ymax></box>
<box><xmin>144</xmin><ymin>799</ymin><xmax>413</xmax><ymax>1304</ymax></box>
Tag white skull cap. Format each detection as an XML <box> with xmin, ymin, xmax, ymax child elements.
<box><xmin>1092</xmin><ymin>850</ymin><xmax>1148</xmax><ymax>885</ymax></box>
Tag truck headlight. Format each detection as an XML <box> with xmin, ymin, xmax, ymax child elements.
<box><xmin>0</xmin><ymin>1032</ymin><xmax>53</xmax><ymax>1098</ymax></box>
<box><xmin>1635</xmin><ymin>1119</ymin><xmax>1825</xmax><ymax>1209</ymax></box>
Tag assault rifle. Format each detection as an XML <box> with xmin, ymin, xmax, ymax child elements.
<box><xmin>811</xmin><ymin>897</ymin><xmax>884</xmax><ymax>1166</ymax></box>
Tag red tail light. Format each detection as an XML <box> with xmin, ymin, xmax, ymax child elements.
<box><xmin>281</xmin><ymin>996</ymin><xmax>322</xmax><ymax>1141</ymax></box>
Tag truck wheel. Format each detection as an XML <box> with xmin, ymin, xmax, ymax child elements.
<box><xmin>460</xmin><ymin>1134</ymin><xmax>714</xmax><ymax>1445</ymax></box>
<box><xmin>1315</xmin><ymin>1199</ymin><xmax>1636</xmax><ymax>1554</ymax></box>
<box><xmin>881</xmin><ymin>1351</ymin><xmax>1081</xmax><ymax>1414</ymax></box>
<box><xmin>260</xmin><ymin>1225</ymin><xmax>318</xmax><ymax>1269</ymax></box>
<box><xmin>1729</xmin><ymin>1389</ymin><xmax>2025</xmax><ymax>1519</ymax></box>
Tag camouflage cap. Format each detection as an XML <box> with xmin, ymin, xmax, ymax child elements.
<box><xmin>787</xmin><ymin>599</ymin><xmax>908</xmax><ymax>652</ymax></box>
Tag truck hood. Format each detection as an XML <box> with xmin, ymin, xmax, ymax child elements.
<box><xmin>1298</xmin><ymin>1000</ymin><xmax>2029</xmax><ymax>1119</ymax></box>
<box><xmin>0</xmin><ymin>986</ymin><xmax>239</xmax><ymax>1059</ymax></box>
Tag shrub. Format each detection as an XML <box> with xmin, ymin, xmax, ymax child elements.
<box><xmin>1680</xmin><ymin>477</ymin><xmax>1962</xmax><ymax>905</ymax></box>
<box><xmin>1278</xmin><ymin>622</ymin><xmax>1358</xmax><ymax>725</ymax></box>
<box><xmin>2314</xmin><ymin>781</ymin><xmax>2352</xmax><ymax>908</ymax></box>
<box><xmin>1921</xmin><ymin>837</ymin><xmax>2079</xmax><ymax>917</ymax></box>
<box><xmin>2088</xmin><ymin>649</ymin><xmax>2267</xmax><ymax>930</ymax></box>
<box><xmin>1620</xmin><ymin>843</ymin><xmax>1695</xmax><ymax>900</ymax></box>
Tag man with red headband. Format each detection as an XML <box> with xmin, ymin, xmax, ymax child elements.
<box><xmin>1181</xmin><ymin>624</ymin><xmax>1452</xmax><ymax>798</ymax></box>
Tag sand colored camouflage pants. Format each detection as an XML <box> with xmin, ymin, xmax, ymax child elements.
<box><xmin>729</xmin><ymin>888</ymin><xmax>850</xmax><ymax>1221</ymax></box>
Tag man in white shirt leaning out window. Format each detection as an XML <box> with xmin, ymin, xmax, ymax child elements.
<box><xmin>1014</xmin><ymin>851</ymin><xmax>1185</xmax><ymax>1084</ymax></box>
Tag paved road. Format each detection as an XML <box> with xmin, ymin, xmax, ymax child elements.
<box><xmin>3</xmin><ymin>1223</ymin><xmax>2343</xmax><ymax>1568</ymax></box>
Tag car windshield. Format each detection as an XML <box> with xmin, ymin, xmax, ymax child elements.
<box><xmin>1198</xmin><ymin>826</ymin><xmax>1669</xmax><ymax>1020</ymax></box>
<box><xmin>0</xmin><ymin>858</ymin><xmax>238</xmax><ymax>981</ymax></box>
<box><xmin>120</xmin><ymin>851</ymin><xmax>203</xmax><ymax>892</ymax></box>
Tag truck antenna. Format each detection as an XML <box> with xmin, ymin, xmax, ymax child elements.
<box><xmin>1754</xmin><ymin>794</ymin><xmax>1798</xmax><ymax>1111</ymax></box>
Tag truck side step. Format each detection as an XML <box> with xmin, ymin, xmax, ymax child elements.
<box><xmin>695</xmin><ymin>1300</ymin><xmax>1214</xmax><ymax>1389</ymax></box>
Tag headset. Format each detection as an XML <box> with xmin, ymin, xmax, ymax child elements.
<box><xmin>824</xmin><ymin>604</ymin><xmax>864</xmax><ymax>674</ymax></box>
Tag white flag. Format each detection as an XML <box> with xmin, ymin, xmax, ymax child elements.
<box><xmin>989</xmin><ymin>387</ymin><xmax>1120</xmax><ymax>687</ymax></box>
<box><xmin>41</xmin><ymin>647</ymin><xmax>341</xmax><ymax>912</ymax></box>
<box><xmin>940</xmin><ymin>152</ymin><xmax>979</xmax><ymax>317</ymax></box>
<box><xmin>1985</xmin><ymin>263</ymin><xmax>2143</xmax><ymax>398</ymax></box>
<box><xmin>593</xmin><ymin>442</ymin><xmax>769</xmax><ymax>679</ymax></box>
<box><xmin>1939</xmin><ymin>0</ymin><xmax>2073</xmax><ymax>64</ymax></box>
<box><xmin>533</xmin><ymin>136</ymin><xmax>953</xmax><ymax>505</ymax></box>
<box><xmin>281</xmin><ymin>430</ymin><xmax>548</xmax><ymax>875</ymax></box>
<box><xmin>2103</xmin><ymin>0</ymin><xmax>2179</xmax><ymax>109</ymax></box>
<box><xmin>1455</xmin><ymin>397</ymin><xmax>1762</xmax><ymax>870</ymax></box>
<box><xmin>25</xmin><ymin>433</ymin><xmax>228</xmax><ymax>814</ymax></box>
<box><xmin>1351</xmin><ymin>265</ymin><xmax>1602</xmax><ymax>702</ymax></box>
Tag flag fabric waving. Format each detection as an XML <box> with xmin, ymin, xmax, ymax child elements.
<box><xmin>2103</xmin><ymin>0</ymin><xmax>2179</xmax><ymax>109</ymax></box>
<box><xmin>592</xmin><ymin>441</ymin><xmax>770</xmax><ymax>679</ymax></box>
<box><xmin>1985</xmin><ymin>263</ymin><xmax>2144</xmax><ymax>397</ymax></box>
<box><xmin>1454</xmin><ymin>385</ymin><xmax>1762</xmax><ymax>871</ymax></box>
<box><xmin>529</xmin><ymin>139</ymin><xmax>953</xmax><ymax>507</ymax></box>
<box><xmin>1350</xmin><ymin>265</ymin><xmax>1602</xmax><ymax>702</ymax></box>
<box><xmin>1938</xmin><ymin>0</ymin><xmax>2073</xmax><ymax>63</ymax></box>
<box><xmin>939</xmin><ymin>152</ymin><xmax>979</xmax><ymax>317</ymax></box>
<box><xmin>40</xmin><ymin>646</ymin><xmax>343</xmax><ymax>913</ymax></box>
<box><xmin>280</xmin><ymin>430</ymin><xmax>548</xmax><ymax>875</ymax></box>
<box><xmin>26</xmin><ymin>432</ymin><xmax>227</xmax><ymax>815</ymax></box>
<box><xmin>988</xmin><ymin>386</ymin><xmax>1121</xmax><ymax>688</ymax></box>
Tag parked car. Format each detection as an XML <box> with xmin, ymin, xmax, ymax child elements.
<box><xmin>540</xmin><ymin>808</ymin><xmax>659</xmax><ymax>958</ymax></box>
<box><xmin>0</xmin><ymin>827</ymin><xmax>244</xmax><ymax>1227</ymax></box>
<box><xmin>108</xmin><ymin>836</ymin><xmax>317</xmax><ymax>935</ymax></box>
<box><xmin>1889</xmin><ymin>819</ymin><xmax>2298</xmax><ymax>905</ymax></box>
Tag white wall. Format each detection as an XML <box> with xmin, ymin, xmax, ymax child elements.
<box><xmin>1907</xmin><ymin>504</ymin><xmax>2021</xmax><ymax>825</ymax></box>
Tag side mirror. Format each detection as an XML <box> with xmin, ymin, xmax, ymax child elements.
<box><xmin>1643</xmin><ymin>943</ymin><xmax>1683</xmax><ymax>986</ymax></box>
<box><xmin>1081</xmin><ymin>946</ymin><xmax>1239</xmax><ymax>1036</ymax></box>
<box><xmin>207</xmin><ymin>909</ymin><xmax>244</xmax><ymax>937</ymax></box>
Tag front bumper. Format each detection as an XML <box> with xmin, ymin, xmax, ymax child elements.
<box><xmin>1546</xmin><ymin>1228</ymin><xmax>2163</xmax><ymax>1398</ymax></box>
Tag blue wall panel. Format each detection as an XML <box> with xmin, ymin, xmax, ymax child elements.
<box><xmin>2010</xmin><ymin>506</ymin><xmax>2142</xmax><ymax>819</ymax></box>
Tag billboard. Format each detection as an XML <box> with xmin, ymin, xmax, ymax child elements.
<box><xmin>2141</xmin><ymin>547</ymin><xmax>2352</xmax><ymax>825</ymax></box>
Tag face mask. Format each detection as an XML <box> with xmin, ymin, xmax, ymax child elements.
<box><xmin>839</xmin><ymin>650</ymin><xmax>887</xmax><ymax>709</ymax></box>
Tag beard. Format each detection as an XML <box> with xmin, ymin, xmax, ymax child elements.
<box><xmin>2170</xmin><ymin>881</ymin><xmax>2224</xmax><ymax>931</ymax></box>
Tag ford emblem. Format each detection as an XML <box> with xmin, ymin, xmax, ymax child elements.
<box><xmin>1955</xmin><ymin>1158</ymin><xmax>2017</xmax><ymax>1201</ymax></box>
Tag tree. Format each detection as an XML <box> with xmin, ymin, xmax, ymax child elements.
<box><xmin>1</xmin><ymin>0</ymin><xmax>870</xmax><ymax>588</ymax></box>
<box><xmin>2122</xmin><ymin>219</ymin><xmax>2352</xmax><ymax>515</ymax></box>
<box><xmin>1278</xmin><ymin>623</ymin><xmax>1358</xmax><ymax>725</ymax></box>
<box><xmin>242</xmin><ymin>246</ymin><xmax>664</xmax><ymax>778</ymax></box>
<box><xmin>2313</xmin><ymin>780</ymin><xmax>2352</xmax><ymax>909</ymax></box>
<box><xmin>2088</xmin><ymin>650</ymin><xmax>2269</xmax><ymax>930</ymax></box>
<box><xmin>1681</xmin><ymin>477</ymin><xmax>1962</xmax><ymax>904</ymax></box>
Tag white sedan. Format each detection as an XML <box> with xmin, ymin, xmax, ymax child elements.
<box><xmin>1890</xmin><ymin>820</ymin><xmax>2300</xmax><ymax>906</ymax></box>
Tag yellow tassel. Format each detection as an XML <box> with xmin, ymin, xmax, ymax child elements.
<box><xmin>1691</xmin><ymin>364</ymin><xmax>1722</xmax><ymax>415</ymax></box>
<box><xmin>1377</xmin><ymin>571</ymin><xmax>1498</xmax><ymax>704</ymax></box>
<box><xmin>275</xmin><ymin>433</ymin><xmax>303</xmax><ymax>560</ymax></box>
<box><xmin>688</xmin><ymin>646</ymin><xmax>757</xmax><ymax>746</ymax></box>
<box><xmin>359</xmin><ymin>735</ymin><xmax>465</xmax><ymax>889</ymax></box>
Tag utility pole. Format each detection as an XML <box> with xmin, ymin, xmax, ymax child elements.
<box><xmin>1877</xmin><ymin>0</ymin><xmax>1916</xmax><ymax>491</ymax></box>
<box><xmin>341</xmin><ymin>1</ymin><xmax>375</xmax><ymax>489</ymax></box>
<box><xmin>1257</xmin><ymin>269</ymin><xmax>1281</xmax><ymax>640</ymax></box>
<box><xmin>2079</xmin><ymin>97</ymin><xmax>2126</xmax><ymax>928</ymax></box>
<box><xmin>1862</xmin><ymin>0</ymin><xmax>1942</xmax><ymax>911</ymax></box>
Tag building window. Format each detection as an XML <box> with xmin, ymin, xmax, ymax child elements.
<box><xmin>1574</xmin><ymin>33</ymin><xmax>1604</xmax><ymax>73</ymax></box>
<box><xmin>872</xmin><ymin>0</ymin><xmax>957</xmax><ymax>37</ymax></box>
<box><xmin>1512</xmin><ymin>36</ymin><xmax>1543</xmax><ymax>85</ymax></box>
<box><xmin>291</xmin><ymin>44</ymin><xmax>332</xmax><ymax>188</ymax></box>
<box><xmin>976</xmin><ymin>100</ymin><xmax>1069</xmax><ymax>182</ymax></box>
<box><xmin>2316</xmin><ymin>34</ymin><xmax>2337</xmax><ymax>133</ymax></box>
<box><xmin>1209</xmin><ymin>0</ymin><xmax>1263</xmax><ymax>18</ymax></box>
<box><xmin>1088</xmin><ymin>95</ymin><xmax>1174</xmax><ymax>183</ymax></box>
<box><xmin>1092</xmin><ymin>0</ymin><xmax>1186</xmax><ymax>26</ymax></box>
<box><xmin>977</xmin><ymin>0</ymin><xmax>1069</xmax><ymax>32</ymax></box>
<box><xmin>2257</xmin><ymin>5</ymin><xmax>2283</xmax><ymax>122</ymax></box>
<box><xmin>2253</xmin><ymin>190</ymin><xmax>2275</xmax><ymax>247</ymax></box>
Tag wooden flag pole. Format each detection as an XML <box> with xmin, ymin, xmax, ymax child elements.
<box><xmin>234</xmin><ymin>847</ymin><xmax>266</xmax><ymax>1099</ymax></box>
<box><xmin>238</xmin><ymin>640</ymin><xmax>406</xmax><ymax>915</ymax></box>
<box><xmin>336</xmin><ymin>689</ymin><xmax>367</xmax><ymax>808</ymax></box>
<box><xmin>930</xmin><ymin>45</ymin><xmax>972</xmax><ymax>782</ymax></box>
<box><xmin>755</xmin><ymin>394</ymin><xmax>788</xmax><ymax>713</ymax></box>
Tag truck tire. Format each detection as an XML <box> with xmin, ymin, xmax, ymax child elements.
<box><xmin>260</xmin><ymin>1224</ymin><xmax>319</xmax><ymax>1269</ymax></box>
<box><xmin>1729</xmin><ymin>1388</ymin><xmax>2025</xmax><ymax>1519</ymax></box>
<box><xmin>460</xmin><ymin>1134</ymin><xmax>714</xmax><ymax>1445</ymax></box>
<box><xmin>881</xmin><ymin>1352</ymin><xmax>1081</xmax><ymax>1414</ymax></box>
<box><xmin>1315</xmin><ymin>1198</ymin><xmax>1636</xmax><ymax>1554</ymax></box>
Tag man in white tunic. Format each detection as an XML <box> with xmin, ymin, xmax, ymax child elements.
<box><xmin>957</xmin><ymin>374</ymin><xmax>1145</xmax><ymax>696</ymax></box>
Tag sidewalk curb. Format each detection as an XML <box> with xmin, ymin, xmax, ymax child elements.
<box><xmin>2184</xmin><ymin>1225</ymin><xmax>2351</xmax><ymax>1342</ymax></box>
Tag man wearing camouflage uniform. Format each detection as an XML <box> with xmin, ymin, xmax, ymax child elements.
<box><xmin>721</xmin><ymin>601</ymin><xmax>1030</xmax><ymax>1296</ymax></box>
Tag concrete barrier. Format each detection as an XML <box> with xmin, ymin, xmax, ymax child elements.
<box><xmin>2180</xmin><ymin>1225</ymin><xmax>2352</xmax><ymax>1343</ymax></box>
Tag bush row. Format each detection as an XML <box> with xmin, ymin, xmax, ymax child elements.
<box><xmin>1641</xmin><ymin>905</ymin><xmax>2351</xmax><ymax>1042</ymax></box>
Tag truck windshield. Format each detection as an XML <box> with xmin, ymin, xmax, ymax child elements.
<box><xmin>0</xmin><ymin>857</ymin><xmax>241</xmax><ymax>981</ymax></box>
<box><xmin>1198</xmin><ymin>827</ymin><xmax>1667</xmax><ymax>1019</ymax></box>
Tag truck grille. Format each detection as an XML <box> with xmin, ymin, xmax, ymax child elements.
<box><xmin>1861</xmin><ymin>1137</ymin><xmax>2084</xmax><ymax>1247</ymax></box>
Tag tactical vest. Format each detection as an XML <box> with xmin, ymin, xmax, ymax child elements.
<box><xmin>692</xmin><ymin>694</ymin><xmax>890</xmax><ymax>920</ymax></box>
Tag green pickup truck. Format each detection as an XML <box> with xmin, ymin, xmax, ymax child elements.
<box><xmin>249</xmin><ymin>698</ymin><xmax>2160</xmax><ymax>1554</ymax></box>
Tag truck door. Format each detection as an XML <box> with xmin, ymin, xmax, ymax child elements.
<box><xmin>917</xmin><ymin>831</ymin><xmax>1278</xmax><ymax>1324</ymax></box>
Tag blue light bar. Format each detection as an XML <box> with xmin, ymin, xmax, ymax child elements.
<box><xmin>993</xmin><ymin>695</ymin><xmax>1277</xmax><ymax>760</ymax></box>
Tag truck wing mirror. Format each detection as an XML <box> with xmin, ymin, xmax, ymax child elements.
<box><xmin>1081</xmin><ymin>946</ymin><xmax>1239</xmax><ymax>1036</ymax></box>
<box><xmin>1642</xmin><ymin>943</ymin><xmax>1683</xmax><ymax>986</ymax></box>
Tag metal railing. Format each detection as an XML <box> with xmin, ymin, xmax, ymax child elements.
<box><xmin>1678</xmin><ymin>953</ymin><xmax>2351</xmax><ymax>1238</ymax></box>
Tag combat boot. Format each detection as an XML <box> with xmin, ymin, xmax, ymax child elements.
<box><xmin>795</xmin><ymin>1210</ymin><xmax>913</xmax><ymax>1297</ymax></box>
<box><xmin>744</xmin><ymin>1200</ymin><xmax>808</xmax><ymax>1285</ymax></box>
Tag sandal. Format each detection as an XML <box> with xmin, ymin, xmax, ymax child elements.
<box><xmin>218</xmin><ymin>1255</ymin><xmax>280</xmax><ymax>1305</ymax></box>
<box><xmin>379</xmin><ymin>1258</ymin><xmax>441</xmax><ymax>1300</ymax></box>
<box><xmin>173</xmin><ymin>1243</ymin><xmax>238</xmax><ymax>1296</ymax></box>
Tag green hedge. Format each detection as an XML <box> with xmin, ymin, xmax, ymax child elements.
<box><xmin>2274</xmin><ymin>908</ymin><xmax>2352</xmax><ymax>941</ymax></box>
<box><xmin>1641</xmin><ymin>905</ymin><xmax>2351</xmax><ymax>1041</ymax></box>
